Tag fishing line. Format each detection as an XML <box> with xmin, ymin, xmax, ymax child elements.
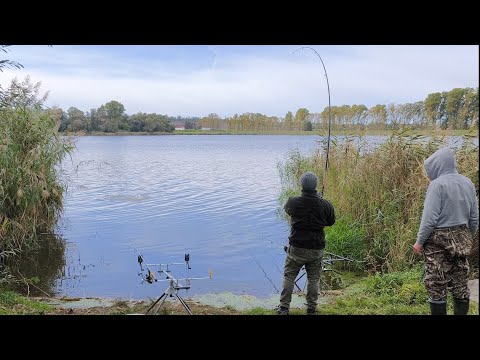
<box><xmin>292</xmin><ymin>46</ymin><xmax>332</xmax><ymax>196</ymax></box>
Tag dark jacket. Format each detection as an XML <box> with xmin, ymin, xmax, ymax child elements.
<box><xmin>284</xmin><ymin>190</ymin><xmax>335</xmax><ymax>250</ymax></box>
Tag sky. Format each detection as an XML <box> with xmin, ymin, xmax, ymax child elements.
<box><xmin>0</xmin><ymin>45</ymin><xmax>478</xmax><ymax>118</ymax></box>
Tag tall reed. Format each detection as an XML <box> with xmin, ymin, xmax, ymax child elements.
<box><xmin>0</xmin><ymin>77</ymin><xmax>74</xmax><ymax>264</ymax></box>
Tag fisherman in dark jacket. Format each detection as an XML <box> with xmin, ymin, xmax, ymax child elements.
<box><xmin>277</xmin><ymin>172</ymin><xmax>335</xmax><ymax>315</ymax></box>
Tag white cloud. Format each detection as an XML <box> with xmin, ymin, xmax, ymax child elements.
<box><xmin>0</xmin><ymin>45</ymin><xmax>477</xmax><ymax>117</ymax></box>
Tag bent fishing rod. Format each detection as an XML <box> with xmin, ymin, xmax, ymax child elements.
<box><xmin>292</xmin><ymin>46</ymin><xmax>332</xmax><ymax>196</ymax></box>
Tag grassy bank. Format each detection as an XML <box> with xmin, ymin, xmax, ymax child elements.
<box><xmin>1</xmin><ymin>269</ymin><xmax>477</xmax><ymax>315</ymax></box>
<box><xmin>244</xmin><ymin>268</ymin><xmax>479</xmax><ymax>315</ymax></box>
<box><xmin>279</xmin><ymin>130</ymin><xmax>479</xmax><ymax>272</ymax></box>
<box><xmin>0</xmin><ymin>288</ymin><xmax>53</xmax><ymax>315</ymax></box>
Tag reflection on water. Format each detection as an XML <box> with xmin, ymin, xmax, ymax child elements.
<box><xmin>7</xmin><ymin>234</ymin><xmax>66</xmax><ymax>297</ymax></box>
<box><xmin>17</xmin><ymin>134</ymin><xmax>477</xmax><ymax>300</ymax></box>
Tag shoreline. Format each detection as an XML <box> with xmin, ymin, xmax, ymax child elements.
<box><xmin>2</xmin><ymin>277</ymin><xmax>477</xmax><ymax>315</ymax></box>
<box><xmin>60</xmin><ymin>129</ymin><xmax>479</xmax><ymax>137</ymax></box>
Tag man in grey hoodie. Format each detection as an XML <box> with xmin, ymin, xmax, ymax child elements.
<box><xmin>414</xmin><ymin>147</ymin><xmax>478</xmax><ymax>315</ymax></box>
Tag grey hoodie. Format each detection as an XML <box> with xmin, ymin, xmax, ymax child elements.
<box><xmin>416</xmin><ymin>147</ymin><xmax>479</xmax><ymax>246</ymax></box>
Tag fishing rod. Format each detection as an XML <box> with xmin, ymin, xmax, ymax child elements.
<box><xmin>292</xmin><ymin>46</ymin><xmax>332</xmax><ymax>196</ymax></box>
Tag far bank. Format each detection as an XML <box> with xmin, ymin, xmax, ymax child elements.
<box><xmin>61</xmin><ymin>129</ymin><xmax>479</xmax><ymax>137</ymax></box>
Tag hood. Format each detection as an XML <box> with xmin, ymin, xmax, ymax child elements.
<box><xmin>424</xmin><ymin>147</ymin><xmax>458</xmax><ymax>181</ymax></box>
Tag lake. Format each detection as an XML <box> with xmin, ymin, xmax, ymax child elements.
<box><xmin>41</xmin><ymin>134</ymin><xmax>477</xmax><ymax>300</ymax></box>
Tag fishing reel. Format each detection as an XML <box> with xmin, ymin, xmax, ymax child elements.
<box><xmin>146</xmin><ymin>269</ymin><xmax>156</xmax><ymax>283</ymax></box>
<box><xmin>138</xmin><ymin>254</ymin><xmax>157</xmax><ymax>284</ymax></box>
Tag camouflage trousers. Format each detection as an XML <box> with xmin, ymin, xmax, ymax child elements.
<box><xmin>279</xmin><ymin>245</ymin><xmax>324</xmax><ymax>311</ymax></box>
<box><xmin>424</xmin><ymin>225</ymin><xmax>473</xmax><ymax>302</ymax></box>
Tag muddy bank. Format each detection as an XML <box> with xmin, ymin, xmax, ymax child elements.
<box><xmin>34</xmin><ymin>297</ymin><xmax>241</xmax><ymax>315</ymax></box>
<box><xmin>6</xmin><ymin>275</ymin><xmax>477</xmax><ymax>315</ymax></box>
<box><xmin>33</xmin><ymin>291</ymin><xmax>318</xmax><ymax>315</ymax></box>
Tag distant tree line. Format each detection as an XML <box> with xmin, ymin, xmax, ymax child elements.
<box><xmin>57</xmin><ymin>101</ymin><xmax>175</xmax><ymax>133</ymax></box>
<box><xmin>199</xmin><ymin>87</ymin><xmax>478</xmax><ymax>132</ymax></box>
<box><xmin>56</xmin><ymin>87</ymin><xmax>478</xmax><ymax>134</ymax></box>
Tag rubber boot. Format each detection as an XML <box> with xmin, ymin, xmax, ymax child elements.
<box><xmin>306</xmin><ymin>308</ymin><xmax>318</xmax><ymax>315</ymax></box>
<box><xmin>429</xmin><ymin>301</ymin><xmax>447</xmax><ymax>315</ymax></box>
<box><xmin>453</xmin><ymin>298</ymin><xmax>469</xmax><ymax>315</ymax></box>
<box><xmin>276</xmin><ymin>306</ymin><xmax>289</xmax><ymax>315</ymax></box>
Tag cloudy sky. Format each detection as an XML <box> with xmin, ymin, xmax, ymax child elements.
<box><xmin>0</xmin><ymin>45</ymin><xmax>478</xmax><ymax>118</ymax></box>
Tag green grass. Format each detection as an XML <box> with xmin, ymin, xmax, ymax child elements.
<box><xmin>242</xmin><ymin>307</ymin><xmax>306</xmax><ymax>315</ymax></box>
<box><xmin>319</xmin><ymin>268</ymin><xmax>479</xmax><ymax>315</ymax></box>
<box><xmin>241</xmin><ymin>268</ymin><xmax>479</xmax><ymax>315</ymax></box>
<box><xmin>0</xmin><ymin>288</ymin><xmax>53</xmax><ymax>315</ymax></box>
<box><xmin>324</xmin><ymin>216</ymin><xmax>368</xmax><ymax>271</ymax></box>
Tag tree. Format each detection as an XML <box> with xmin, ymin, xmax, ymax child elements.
<box><xmin>199</xmin><ymin>113</ymin><xmax>222</xmax><ymax>130</ymax></box>
<box><xmin>294</xmin><ymin>108</ymin><xmax>310</xmax><ymax>131</ymax></box>
<box><xmin>87</xmin><ymin>108</ymin><xmax>99</xmax><ymax>132</ymax></box>
<box><xmin>351</xmin><ymin>105</ymin><xmax>368</xmax><ymax>128</ymax></box>
<box><xmin>104</xmin><ymin>118</ymin><xmax>119</xmax><ymax>133</ymax></box>
<box><xmin>101</xmin><ymin>100</ymin><xmax>127</xmax><ymax>132</ymax></box>
<box><xmin>303</xmin><ymin>120</ymin><xmax>313</xmax><ymax>131</ymax></box>
<box><xmin>66</xmin><ymin>107</ymin><xmax>87</xmax><ymax>132</ymax></box>
<box><xmin>89</xmin><ymin>101</ymin><xmax>126</xmax><ymax>133</ymax></box>
<box><xmin>462</xmin><ymin>87</ymin><xmax>479</xmax><ymax>129</ymax></box>
<box><xmin>284</xmin><ymin>111</ymin><xmax>293</xmax><ymax>131</ymax></box>
<box><xmin>308</xmin><ymin>113</ymin><xmax>322</xmax><ymax>130</ymax></box>
<box><xmin>438</xmin><ymin>92</ymin><xmax>448</xmax><ymax>129</ymax></box>
<box><xmin>104</xmin><ymin>100</ymin><xmax>125</xmax><ymax>119</ymax></box>
<box><xmin>127</xmin><ymin>112</ymin><xmax>147</xmax><ymax>132</ymax></box>
<box><xmin>320</xmin><ymin>106</ymin><xmax>332</xmax><ymax>130</ymax></box>
<box><xmin>93</xmin><ymin>105</ymin><xmax>108</xmax><ymax>132</ymax></box>
<box><xmin>368</xmin><ymin>104</ymin><xmax>387</xmax><ymax>129</ymax></box>
<box><xmin>445</xmin><ymin>88</ymin><xmax>467</xmax><ymax>129</ymax></box>
<box><xmin>387</xmin><ymin>103</ymin><xmax>400</xmax><ymax>129</ymax></box>
<box><xmin>424</xmin><ymin>92</ymin><xmax>442</xmax><ymax>128</ymax></box>
<box><xmin>47</xmin><ymin>106</ymin><xmax>63</xmax><ymax>132</ymax></box>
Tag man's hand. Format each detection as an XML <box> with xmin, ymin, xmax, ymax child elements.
<box><xmin>412</xmin><ymin>243</ymin><xmax>423</xmax><ymax>255</ymax></box>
